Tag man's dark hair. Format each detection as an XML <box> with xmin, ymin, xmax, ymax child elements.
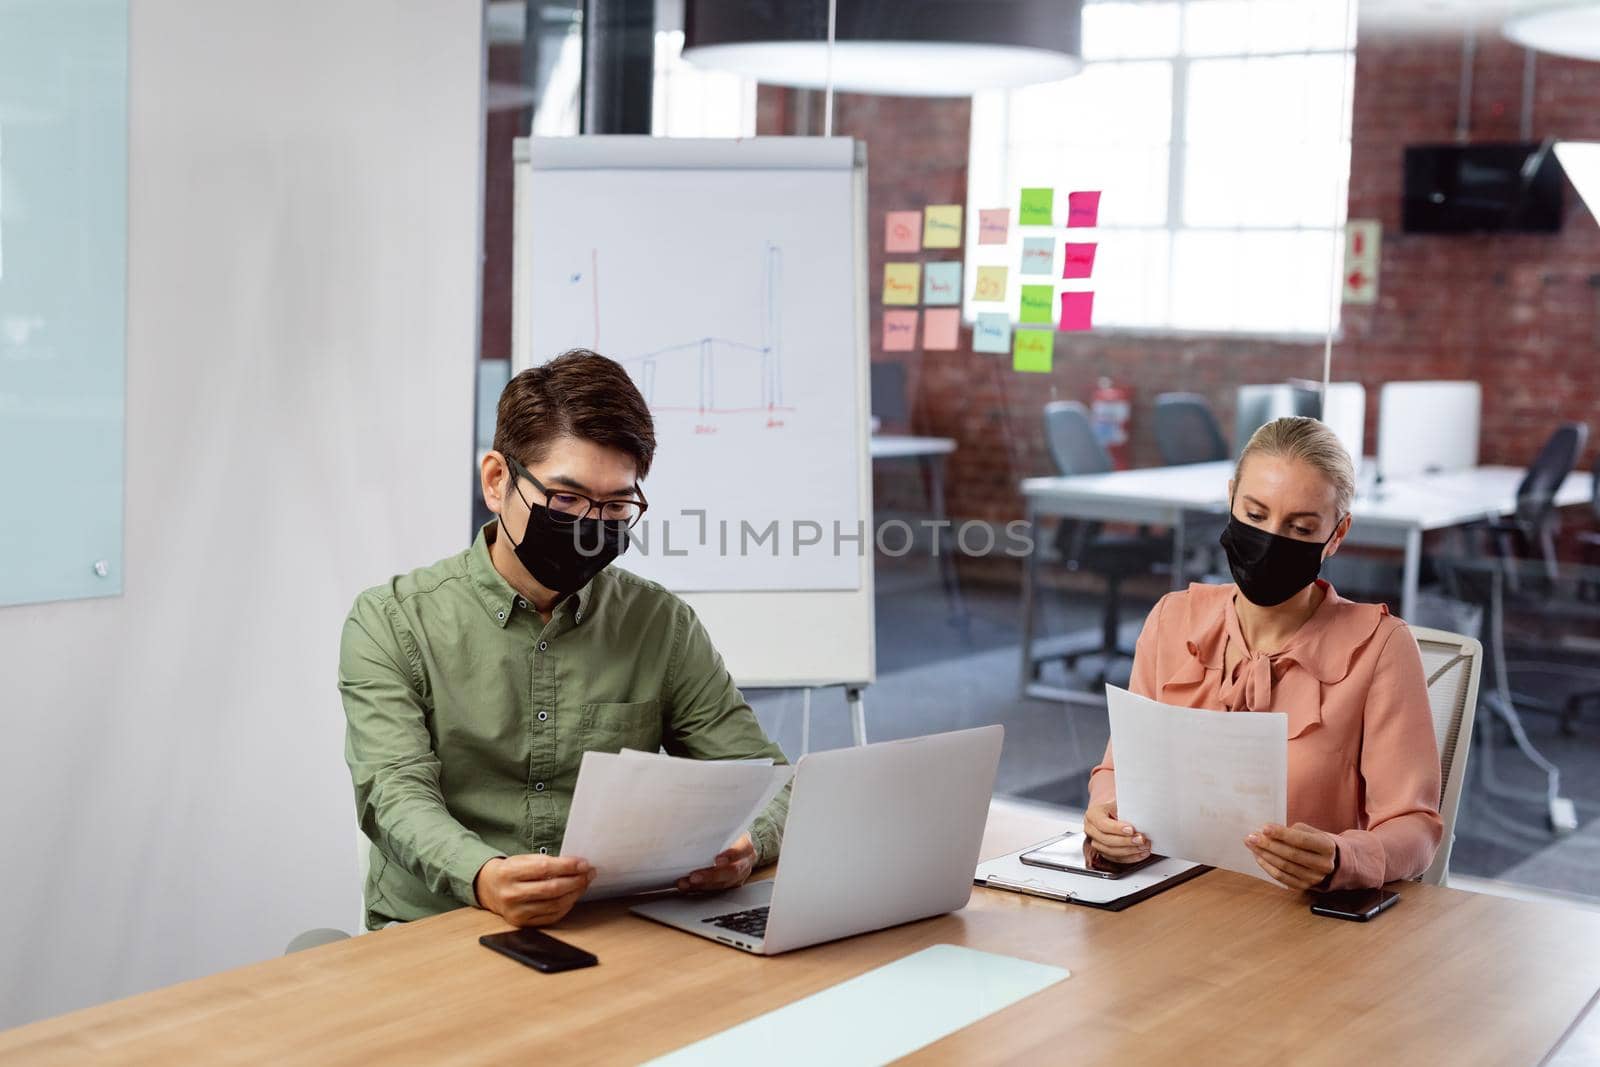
<box><xmin>493</xmin><ymin>349</ymin><xmax>656</xmax><ymax>480</ymax></box>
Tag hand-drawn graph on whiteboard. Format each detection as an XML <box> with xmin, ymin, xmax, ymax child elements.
<box><xmin>524</xmin><ymin>164</ymin><xmax>864</xmax><ymax>593</ymax></box>
<box><xmin>572</xmin><ymin>244</ymin><xmax>793</xmax><ymax>422</ymax></box>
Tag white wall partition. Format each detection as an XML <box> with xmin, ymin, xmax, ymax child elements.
<box><xmin>0</xmin><ymin>0</ymin><xmax>483</xmax><ymax>1028</ymax></box>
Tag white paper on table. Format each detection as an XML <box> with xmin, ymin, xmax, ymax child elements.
<box><xmin>1106</xmin><ymin>686</ymin><xmax>1288</xmax><ymax>885</ymax></box>
<box><xmin>561</xmin><ymin>751</ymin><xmax>793</xmax><ymax>899</ymax></box>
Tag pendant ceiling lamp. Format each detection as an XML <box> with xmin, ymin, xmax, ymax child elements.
<box><xmin>1504</xmin><ymin>2</ymin><xmax>1600</xmax><ymax>61</ymax></box>
<box><xmin>681</xmin><ymin>0</ymin><xmax>1084</xmax><ymax>97</ymax></box>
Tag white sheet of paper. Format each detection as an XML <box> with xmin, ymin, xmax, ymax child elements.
<box><xmin>619</xmin><ymin>750</ymin><xmax>774</xmax><ymax>767</ymax></box>
<box><xmin>1106</xmin><ymin>686</ymin><xmax>1288</xmax><ymax>885</ymax></box>
<box><xmin>561</xmin><ymin>751</ymin><xmax>792</xmax><ymax>899</ymax></box>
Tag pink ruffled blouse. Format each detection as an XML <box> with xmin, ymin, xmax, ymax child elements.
<box><xmin>1088</xmin><ymin>580</ymin><xmax>1444</xmax><ymax>890</ymax></box>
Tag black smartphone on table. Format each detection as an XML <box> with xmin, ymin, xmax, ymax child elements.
<box><xmin>1310</xmin><ymin>888</ymin><xmax>1401</xmax><ymax>922</ymax></box>
<box><xmin>1019</xmin><ymin>832</ymin><xmax>1162</xmax><ymax>880</ymax></box>
<box><xmin>479</xmin><ymin>928</ymin><xmax>599</xmax><ymax>973</ymax></box>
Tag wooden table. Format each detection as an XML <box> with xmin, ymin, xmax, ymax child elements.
<box><xmin>4</xmin><ymin>800</ymin><xmax>1599</xmax><ymax>1065</ymax></box>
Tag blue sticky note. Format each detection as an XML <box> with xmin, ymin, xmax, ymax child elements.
<box><xmin>973</xmin><ymin>312</ymin><xmax>1010</xmax><ymax>354</ymax></box>
<box><xmin>923</xmin><ymin>261</ymin><xmax>963</xmax><ymax>305</ymax></box>
<box><xmin>1021</xmin><ymin>236</ymin><xmax>1055</xmax><ymax>276</ymax></box>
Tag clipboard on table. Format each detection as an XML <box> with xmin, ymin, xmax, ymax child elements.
<box><xmin>974</xmin><ymin>834</ymin><xmax>1212</xmax><ymax>912</ymax></box>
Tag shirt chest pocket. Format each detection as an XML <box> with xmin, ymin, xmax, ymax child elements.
<box><xmin>581</xmin><ymin>699</ymin><xmax>664</xmax><ymax>754</ymax></box>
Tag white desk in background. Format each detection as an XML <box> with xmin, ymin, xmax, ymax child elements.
<box><xmin>1019</xmin><ymin>460</ymin><xmax>1595</xmax><ymax>704</ymax></box>
<box><xmin>871</xmin><ymin>435</ymin><xmax>966</xmax><ymax>623</ymax></box>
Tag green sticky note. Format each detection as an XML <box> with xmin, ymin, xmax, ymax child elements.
<box><xmin>1019</xmin><ymin>284</ymin><xmax>1053</xmax><ymax>324</ymax></box>
<box><xmin>1013</xmin><ymin>328</ymin><xmax>1053</xmax><ymax>373</ymax></box>
<box><xmin>1019</xmin><ymin>187</ymin><xmax>1054</xmax><ymax>226</ymax></box>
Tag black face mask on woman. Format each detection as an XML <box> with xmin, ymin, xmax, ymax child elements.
<box><xmin>1218</xmin><ymin>509</ymin><xmax>1340</xmax><ymax>608</ymax></box>
<box><xmin>504</xmin><ymin>480</ymin><xmax>629</xmax><ymax>596</ymax></box>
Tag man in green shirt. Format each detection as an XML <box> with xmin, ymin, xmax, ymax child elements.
<box><xmin>339</xmin><ymin>349</ymin><xmax>789</xmax><ymax>930</ymax></box>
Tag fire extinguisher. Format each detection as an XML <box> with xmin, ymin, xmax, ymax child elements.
<box><xmin>1090</xmin><ymin>377</ymin><xmax>1133</xmax><ymax>469</ymax></box>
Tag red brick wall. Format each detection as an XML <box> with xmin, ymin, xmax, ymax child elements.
<box><xmin>760</xmin><ymin>28</ymin><xmax>1600</xmax><ymax>524</ymax></box>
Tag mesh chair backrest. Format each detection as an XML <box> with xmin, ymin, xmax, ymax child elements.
<box><xmin>1043</xmin><ymin>401</ymin><xmax>1112</xmax><ymax>476</ymax></box>
<box><xmin>1410</xmin><ymin>626</ymin><xmax>1483</xmax><ymax>887</ymax></box>
<box><xmin>1514</xmin><ymin>423</ymin><xmax>1587</xmax><ymax>523</ymax></box>
<box><xmin>1154</xmin><ymin>393</ymin><xmax>1229</xmax><ymax>466</ymax></box>
<box><xmin>1593</xmin><ymin>451</ymin><xmax>1600</xmax><ymax>522</ymax></box>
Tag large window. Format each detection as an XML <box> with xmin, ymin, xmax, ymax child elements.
<box><xmin>966</xmin><ymin>0</ymin><xmax>1356</xmax><ymax>334</ymax></box>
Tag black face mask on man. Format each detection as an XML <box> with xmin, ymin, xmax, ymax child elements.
<box><xmin>1218</xmin><ymin>506</ymin><xmax>1341</xmax><ymax>608</ymax></box>
<box><xmin>502</xmin><ymin>460</ymin><xmax>630</xmax><ymax>595</ymax></box>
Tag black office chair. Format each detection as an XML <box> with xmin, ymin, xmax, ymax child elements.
<box><xmin>1038</xmin><ymin>401</ymin><xmax>1172</xmax><ymax>688</ymax></box>
<box><xmin>1560</xmin><ymin>451</ymin><xmax>1600</xmax><ymax>733</ymax></box>
<box><xmin>1580</xmin><ymin>452</ymin><xmax>1600</xmax><ymax>572</ymax></box>
<box><xmin>1153</xmin><ymin>393</ymin><xmax>1229</xmax><ymax>466</ymax></box>
<box><xmin>1476</xmin><ymin>423</ymin><xmax>1588</xmax><ymax>583</ymax></box>
<box><xmin>1153</xmin><ymin>393</ymin><xmax>1230</xmax><ymax>581</ymax></box>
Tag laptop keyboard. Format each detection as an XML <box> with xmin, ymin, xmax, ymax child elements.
<box><xmin>703</xmin><ymin>906</ymin><xmax>769</xmax><ymax>939</ymax></box>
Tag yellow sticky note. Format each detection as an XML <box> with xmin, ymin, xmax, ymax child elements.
<box><xmin>974</xmin><ymin>265</ymin><xmax>1008</xmax><ymax>302</ymax></box>
<box><xmin>1013</xmin><ymin>328</ymin><xmax>1053</xmax><ymax>373</ymax></box>
<box><xmin>923</xmin><ymin>204</ymin><xmax>963</xmax><ymax>249</ymax></box>
<box><xmin>883</xmin><ymin>263</ymin><xmax>921</xmax><ymax>306</ymax></box>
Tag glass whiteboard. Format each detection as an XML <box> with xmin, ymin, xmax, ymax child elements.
<box><xmin>0</xmin><ymin>1</ymin><xmax>128</xmax><ymax>607</ymax></box>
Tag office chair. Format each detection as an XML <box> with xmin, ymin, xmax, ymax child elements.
<box><xmin>1475</xmin><ymin>423</ymin><xmax>1588</xmax><ymax>584</ymax></box>
<box><xmin>1579</xmin><ymin>452</ymin><xmax>1600</xmax><ymax>585</ymax></box>
<box><xmin>1433</xmin><ymin>557</ymin><xmax>1580</xmax><ymax>837</ymax></box>
<box><xmin>1153</xmin><ymin>393</ymin><xmax>1229</xmax><ymax>466</ymax></box>
<box><xmin>1563</xmin><ymin>454</ymin><xmax>1600</xmax><ymax>733</ymax></box>
<box><xmin>1036</xmin><ymin>402</ymin><xmax>1172</xmax><ymax>689</ymax></box>
<box><xmin>1409</xmin><ymin>626</ymin><xmax>1483</xmax><ymax>887</ymax></box>
<box><xmin>1153</xmin><ymin>393</ymin><xmax>1230</xmax><ymax>580</ymax></box>
<box><xmin>285</xmin><ymin>831</ymin><xmax>373</xmax><ymax>953</ymax></box>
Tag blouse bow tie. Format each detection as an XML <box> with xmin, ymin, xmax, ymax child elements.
<box><xmin>1221</xmin><ymin>648</ymin><xmax>1298</xmax><ymax>711</ymax></box>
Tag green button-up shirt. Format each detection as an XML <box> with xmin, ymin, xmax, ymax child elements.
<box><xmin>338</xmin><ymin>522</ymin><xmax>790</xmax><ymax>929</ymax></box>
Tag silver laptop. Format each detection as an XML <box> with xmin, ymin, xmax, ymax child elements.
<box><xmin>630</xmin><ymin>725</ymin><xmax>1003</xmax><ymax>955</ymax></box>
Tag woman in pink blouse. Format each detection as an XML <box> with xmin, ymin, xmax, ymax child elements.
<box><xmin>1083</xmin><ymin>416</ymin><xmax>1443</xmax><ymax>891</ymax></box>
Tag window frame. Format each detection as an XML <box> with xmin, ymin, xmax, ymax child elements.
<box><xmin>965</xmin><ymin>0</ymin><xmax>1356</xmax><ymax>340</ymax></box>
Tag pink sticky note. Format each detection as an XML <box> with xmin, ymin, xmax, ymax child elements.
<box><xmin>1059</xmin><ymin>291</ymin><xmax>1094</xmax><ymax>331</ymax></box>
<box><xmin>978</xmin><ymin>208</ymin><xmax>1010</xmax><ymax>245</ymax></box>
<box><xmin>1067</xmin><ymin>191</ymin><xmax>1101</xmax><ymax>228</ymax></box>
<box><xmin>923</xmin><ymin>308</ymin><xmax>961</xmax><ymax>351</ymax></box>
<box><xmin>883</xmin><ymin>309</ymin><xmax>919</xmax><ymax>351</ymax></box>
<box><xmin>885</xmin><ymin>211</ymin><xmax>922</xmax><ymax>253</ymax></box>
<box><xmin>1062</xmin><ymin>243</ymin><xmax>1097</xmax><ymax>279</ymax></box>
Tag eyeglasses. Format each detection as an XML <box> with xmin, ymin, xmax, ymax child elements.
<box><xmin>504</xmin><ymin>454</ymin><xmax>648</xmax><ymax>528</ymax></box>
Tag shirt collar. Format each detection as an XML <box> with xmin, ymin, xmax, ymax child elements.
<box><xmin>1182</xmin><ymin>579</ymin><xmax>1389</xmax><ymax>687</ymax></box>
<box><xmin>469</xmin><ymin>521</ymin><xmax>599</xmax><ymax>628</ymax></box>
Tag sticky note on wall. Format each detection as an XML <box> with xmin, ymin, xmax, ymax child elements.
<box><xmin>1019</xmin><ymin>284</ymin><xmax>1054</xmax><ymax>324</ymax></box>
<box><xmin>923</xmin><ymin>261</ymin><xmax>962</xmax><ymax>305</ymax></box>
<box><xmin>1059</xmin><ymin>291</ymin><xmax>1094</xmax><ymax>331</ymax></box>
<box><xmin>882</xmin><ymin>309</ymin><xmax>918</xmax><ymax>351</ymax></box>
<box><xmin>1062</xmin><ymin>243</ymin><xmax>1097</xmax><ymax>279</ymax></box>
<box><xmin>923</xmin><ymin>205</ymin><xmax>964</xmax><ymax>249</ymax></box>
<box><xmin>974</xmin><ymin>266</ymin><xmax>1009</xmax><ymax>302</ymax></box>
<box><xmin>923</xmin><ymin>308</ymin><xmax>961</xmax><ymax>350</ymax></box>
<box><xmin>1067</xmin><ymin>191</ymin><xmax>1101</xmax><ymax>228</ymax></box>
<box><xmin>1021</xmin><ymin>237</ymin><xmax>1055</xmax><ymax>275</ymax></box>
<box><xmin>1013</xmin><ymin>328</ymin><xmax>1053</xmax><ymax>373</ymax></box>
<box><xmin>973</xmin><ymin>312</ymin><xmax>1010</xmax><ymax>354</ymax></box>
<box><xmin>883</xmin><ymin>263</ymin><xmax>921</xmax><ymax>306</ymax></box>
<box><xmin>978</xmin><ymin>209</ymin><xmax>1010</xmax><ymax>245</ymax></box>
<box><xmin>885</xmin><ymin>211</ymin><xmax>922</xmax><ymax>253</ymax></box>
<box><xmin>1019</xmin><ymin>188</ymin><xmax>1054</xmax><ymax>226</ymax></box>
